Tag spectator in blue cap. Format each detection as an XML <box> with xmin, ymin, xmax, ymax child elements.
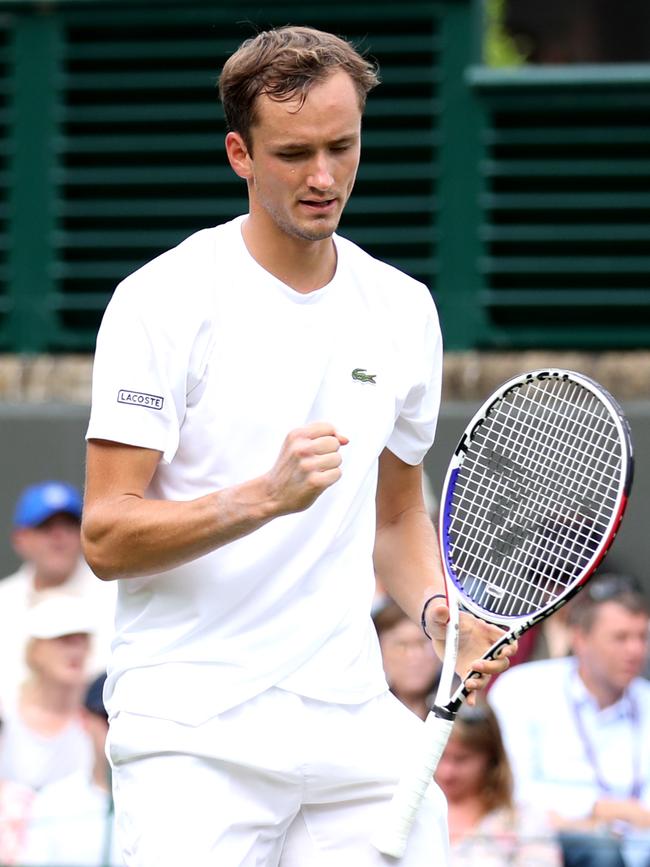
<box><xmin>12</xmin><ymin>481</ymin><xmax>83</xmax><ymax>531</ymax></box>
<box><xmin>0</xmin><ymin>481</ymin><xmax>116</xmax><ymax>704</ymax></box>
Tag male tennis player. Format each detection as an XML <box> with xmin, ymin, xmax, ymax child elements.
<box><xmin>82</xmin><ymin>26</ymin><xmax>514</xmax><ymax>865</ymax></box>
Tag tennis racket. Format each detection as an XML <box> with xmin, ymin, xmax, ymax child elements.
<box><xmin>372</xmin><ymin>368</ymin><xmax>633</xmax><ymax>859</ymax></box>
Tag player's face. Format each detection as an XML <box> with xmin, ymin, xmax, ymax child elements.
<box><xmin>435</xmin><ymin>736</ymin><xmax>489</xmax><ymax>803</ymax></box>
<box><xmin>237</xmin><ymin>70</ymin><xmax>362</xmax><ymax>242</ymax></box>
<box><xmin>379</xmin><ymin>618</ymin><xmax>440</xmax><ymax>701</ymax></box>
<box><xmin>575</xmin><ymin>601</ymin><xmax>649</xmax><ymax>694</ymax></box>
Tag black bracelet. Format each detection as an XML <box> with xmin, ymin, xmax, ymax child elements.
<box><xmin>421</xmin><ymin>594</ymin><xmax>447</xmax><ymax>640</ymax></box>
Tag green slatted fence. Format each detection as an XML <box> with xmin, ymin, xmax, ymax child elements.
<box><xmin>0</xmin><ymin>21</ymin><xmax>13</xmax><ymax>345</ymax></box>
<box><xmin>3</xmin><ymin>0</ymin><xmax>443</xmax><ymax>351</ymax></box>
<box><xmin>1</xmin><ymin>0</ymin><xmax>650</xmax><ymax>352</ymax></box>
<box><xmin>466</xmin><ymin>65</ymin><xmax>650</xmax><ymax>348</ymax></box>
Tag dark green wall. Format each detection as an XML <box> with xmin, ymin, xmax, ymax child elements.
<box><xmin>0</xmin><ymin>0</ymin><xmax>647</xmax><ymax>351</ymax></box>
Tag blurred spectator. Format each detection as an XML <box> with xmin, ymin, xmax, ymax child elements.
<box><xmin>435</xmin><ymin>702</ymin><xmax>561</xmax><ymax>865</ymax></box>
<box><xmin>0</xmin><ymin>709</ymin><xmax>34</xmax><ymax>866</ymax></box>
<box><xmin>374</xmin><ymin>598</ymin><xmax>441</xmax><ymax>720</ymax></box>
<box><xmin>487</xmin><ymin>596</ymin><xmax>575</xmax><ymax>692</ymax></box>
<box><xmin>22</xmin><ymin>672</ymin><xmax>123</xmax><ymax>866</ymax></box>
<box><xmin>489</xmin><ymin>572</ymin><xmax>650</xmax><ymax>867</ymax></box>
<box><xmin>0</xmin><ymin>480</ymin><xmax>116</xmax><ymax>702</ymax></box>
<box><xmin>0</xmin><ymin>594</ymin><xmax>94</xmax><ymax>790</ymax></box>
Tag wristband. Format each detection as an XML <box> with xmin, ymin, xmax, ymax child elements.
<box><xmin>421</xmin><ymin>594</ymin><xmax>447</xmax><ymax>640</ymax></box>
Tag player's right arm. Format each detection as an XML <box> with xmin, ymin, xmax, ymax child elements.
<box><xmin>82</xmin><ymin>424</ymin><xmax>347</xmax><ymax>580</ymax></box>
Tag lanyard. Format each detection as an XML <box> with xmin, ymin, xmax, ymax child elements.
<box><xmin>568</xmin><ymin>681</ymin><xmax>642</xmax><ymax>800</ymax></box>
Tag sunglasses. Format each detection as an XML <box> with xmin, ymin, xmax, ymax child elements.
<box><xmin>586</xmin><ymin>573</ymin><xmax>644</xmax><ymax>603</ymax></box>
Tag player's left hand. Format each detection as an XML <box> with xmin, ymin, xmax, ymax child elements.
<box><xmin>425</xmin><ymin>598</ymin><xmax>517</xmax><ymax>703</ymax></box>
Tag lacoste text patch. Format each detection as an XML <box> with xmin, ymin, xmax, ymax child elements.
<box><xmin>117</xmin><ymin>390</ymin><xmax>164</xmax><ymax>410</ymax></box>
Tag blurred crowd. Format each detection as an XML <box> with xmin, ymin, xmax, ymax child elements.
<box><xmin>0</xmin><ymin>481</ymin><xmax>119</xmax><ymax>866</ymax></box>
<box><xmin>1</xmin><ymin>478</ymin><xmax>650</xmax><ymax>866</ymax></box>
<box><xmin>374</xmin><ymin>548</ymin><xmax>650</xmax><ymax>867</ymax></box>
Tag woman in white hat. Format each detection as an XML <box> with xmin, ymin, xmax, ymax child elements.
<box><xmin>0</xmin><ymin>593</ymin><xmax>95</xmax><ymax>790</ymax></box>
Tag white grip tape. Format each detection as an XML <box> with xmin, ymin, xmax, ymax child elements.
<box><xmin>372</xmin><ymin>713</ymin><xmax>455</xmax><ymax>859</ymax></box>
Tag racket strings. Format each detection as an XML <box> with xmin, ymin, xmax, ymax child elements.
<box><xmin>447</xmin><ymin>376</ymin><xmax>623</xmax><ymax>618</ymax></box>
<box><xmin>484</xmin><ymin>383</ymin><xmax>618</xmax><ymax>542</ymax></box>
<box><xmin>487</xmin><ymin>383</ymin><xmax>619</xmax><ymax>508</ymax></box>
<box><xmin>454</xmin><ymin>383</ymin><xmax>618</xmax><ymax>614</ymax></box>
<box><xmin>459</xmin><ymin>397</ymin><xmax>613</xmax><ymax>571</ymax></box>
<box><xmin>456</xmin><ymin>387</ymin><xmax>617</xmax><ymax>614</ymax></box>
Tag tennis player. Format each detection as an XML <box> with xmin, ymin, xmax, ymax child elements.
<box><xmin>82</xmin><ymin>26</ymin><xmax>514</xmax><ymax>866</ymax></box>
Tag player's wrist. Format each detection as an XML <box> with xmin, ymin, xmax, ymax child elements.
<box><xmin>220</xmin><ymin>476</ymin><xmax>282</xmax><ymax>531</ymax></box>
<box><xmin>420</xmin><ymin>593</ymin><xmax>447</xmax><ymax>639</ymax></box>
<box><xmin>249</xmin><ymin>474</ymin><xmax>284</xmax><ymax>521</ymax></box>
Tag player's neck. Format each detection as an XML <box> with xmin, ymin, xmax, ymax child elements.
<box><xmin>241</xmin><ymin>214</ymin><xmax>337</xmax><ymax>293</ymax></box>
<box><xmin>578</xmin><ymin>664</ymin><xmax>624</xmax><ymax>709</ymax></box>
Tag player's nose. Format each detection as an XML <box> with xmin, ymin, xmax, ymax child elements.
<box><xmin>307</xmin><ymin>155</ymin><xmax>334</xmax><ymax>191</ymax></box>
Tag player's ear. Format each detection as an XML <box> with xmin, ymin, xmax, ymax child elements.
<box><xmin>225</xmin><ymin>131</ymin><xmax>253</xmax><ymax>180</ymax></box>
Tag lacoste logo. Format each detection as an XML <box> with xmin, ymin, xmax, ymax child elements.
<box><xmin>117</xmin><ymin>390</ymin><xmax>164</xmax><ymax>410</ymax></box>
<box><xmin>351</xmin><ymin>368</ymin><xmax>376</xmax><ymax>384</ymax></box>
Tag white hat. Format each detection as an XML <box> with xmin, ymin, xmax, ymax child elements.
<box><xmin>26</xmin><ymin>594</ymin><xmax>96</xmax><ymax>640</ymax></box>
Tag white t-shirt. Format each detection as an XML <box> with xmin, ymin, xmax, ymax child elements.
<box><xmin>87</xmin><ymin>216</ymin><xmax>443</xmax><ymax>725</ymax></box>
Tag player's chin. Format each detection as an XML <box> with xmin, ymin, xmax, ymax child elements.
<box><xmin>292</xmin><ymin>220</ymin><xmax>338</xmax><ymax>243</ymax></box>
<box><xmin>297</xmin><ymin>203</ymin><xmax>341</xmax><ymax>232</ymax></box>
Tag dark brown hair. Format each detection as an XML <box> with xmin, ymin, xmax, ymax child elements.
<box><xmin>218</xmin><ymin>26</ymin><xmax>379</xmax><ymax>149</ymax></box>
<box><xmin>451</xmin><ymin>703</ymin><xmax>514</xmax><ymax>814</ymax></box>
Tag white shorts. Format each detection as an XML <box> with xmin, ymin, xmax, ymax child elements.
<box><xmin>107</xmin><ymin>688</ymin><xmax>449</xmax><ymax>866</ymax></box>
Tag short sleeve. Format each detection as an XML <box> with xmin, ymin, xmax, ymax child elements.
<box><xmin>386</xmin><ymin>295</ymin><xmax>443</xmax><ymax>465</ymax></box>
<box><xmin>86</xmin><ymin>278</ymin><xmax>188</xmax><ymax>464</ymax></box>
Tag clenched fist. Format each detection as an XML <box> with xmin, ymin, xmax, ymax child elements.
<box><xmin>265</xmin><ymin>422</ymin><xmax>349</xmax><ymax>516</ymax></box>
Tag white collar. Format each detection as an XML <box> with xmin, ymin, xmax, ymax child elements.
<box><xmin>567</xmin><ymin>659</ymin><xmax>637</xmax><ymax>723</ymax></box>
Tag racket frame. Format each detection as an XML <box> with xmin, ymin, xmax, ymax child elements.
<box><xmin>372</xmin><ymin>368</ymin><xmax>633</xmax><ymax>859</ymax></box>
<box><xmin>440</xmin><ymin>367</ymin><xmax>633</xmax><ymax>632</ymax></box>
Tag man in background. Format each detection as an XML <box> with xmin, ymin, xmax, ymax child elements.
<box><xmin>489</xmin><ymin>572</ymin><xmax>650</xmax><ymax>867</ymax></box>
<box><xmin>0</xmin><ymin>480</ymin><xmax>115</xmax><ymax>702</ymax></box>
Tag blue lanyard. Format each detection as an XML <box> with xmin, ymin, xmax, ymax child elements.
<box><xmin>569</xmin><ymin>680</ymin><xmax>642</xmax><ymax>800</ymax></box>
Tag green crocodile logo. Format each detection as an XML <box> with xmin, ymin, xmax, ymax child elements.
<box><xmin>351</xmin><ymin>368</ymin><xmax>376</xmax><ymax>384</ymax></box>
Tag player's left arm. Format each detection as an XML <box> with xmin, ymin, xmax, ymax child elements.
<box><xmin>373</xmin><ymin>447</ymin><xmax>514</xmax><ymax>690</ymax></box>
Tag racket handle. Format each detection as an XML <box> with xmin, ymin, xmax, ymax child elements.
<box><xmin>372</xmin><ymin>711</ymin><xmax>455</xmax><ymax>859</ymax></box>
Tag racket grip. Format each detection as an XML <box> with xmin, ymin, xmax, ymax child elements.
<box><xmin>372</xmin><ymin>712</ymin><xmax>455</xmax><ymax>859</ymax></box>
